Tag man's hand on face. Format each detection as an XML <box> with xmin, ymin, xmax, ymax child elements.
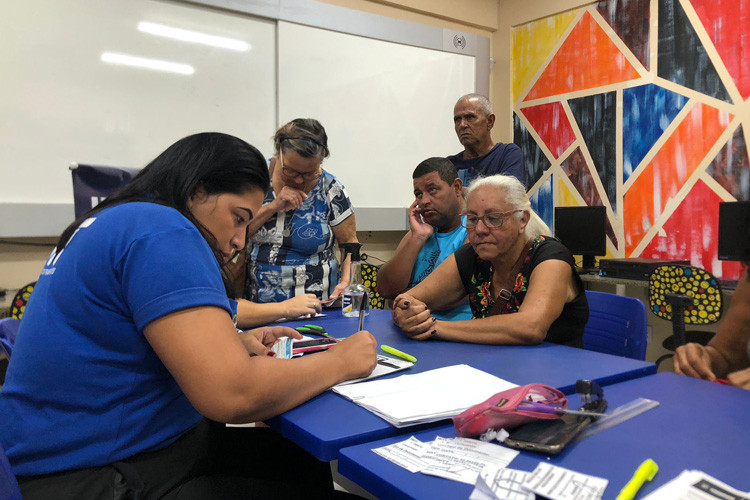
<box><xmin>408</xmin><ymin>199</ymin><xmax>434</xmax><ymax>240</ymax></box>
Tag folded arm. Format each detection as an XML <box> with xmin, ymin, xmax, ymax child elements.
<box><xmin>397</xmin><ymin>259</ymin><xmax>575</xmax><ymax>345</ymax></box>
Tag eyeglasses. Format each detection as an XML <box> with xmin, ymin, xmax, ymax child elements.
<box><xmin>279</xmin><ymin>150</ymin><xmax>321</xmax><ymax>181</ymax></box>
<box><xmin>461</xmin><ymin>209</ymin><xmax>522</xmax><ymax>229</ymax></box>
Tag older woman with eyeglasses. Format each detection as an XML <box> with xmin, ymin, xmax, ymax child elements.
<box><xmin>392</xmin><ymin>174</ymin><xmax>588</xmax><ymax>346</ymax></box>
<box><xmin>238</xmin><ymin>118</ymin><xmax>358</xmax><ymax>311</ymax></box>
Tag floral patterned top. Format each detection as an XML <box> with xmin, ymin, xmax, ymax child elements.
<box><xmin>244</xmin><ymin>170</ymin><xmax>353</xmax><ymax>303</ymax></box>
<box><xmin>453</xmin><ymin>236</ymin><xmax>588</xmax><ymax>347</ymax></box>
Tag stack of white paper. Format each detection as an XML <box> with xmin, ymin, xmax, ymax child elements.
<box><xmin>332</xmin><ymin>364</ymin><xmax>518</xmax><ymax>427</ymax></box>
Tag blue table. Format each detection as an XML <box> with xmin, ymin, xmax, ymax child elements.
<box><xmin>267</xmin><ymin>309</ymin><xmax>655</xmax><ymax>461</ymax></box>
<box><xmin>339</xmin><ymin>372</ymin><xmax>750</xmax><ymax>499</ymax></box>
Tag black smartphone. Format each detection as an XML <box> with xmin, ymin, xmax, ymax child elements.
<box><xmin>503</xmin><ymin>398</ymin><xmax>608</xmax><ymax>455</ymax></box>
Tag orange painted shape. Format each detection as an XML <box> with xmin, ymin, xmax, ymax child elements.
<box><xmin>525</xmin><ymin>11</ymin><xmax>640</xmax><ymax>101</ymax></box>
<box><xmin>624</xmin><ymin>102</ymin><xmax>733</xmax><ymax>256</ymax></box>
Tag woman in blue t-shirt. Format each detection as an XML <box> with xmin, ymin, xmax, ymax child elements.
<box><xmin>392</xmin><ymin>174</ymin><xmax>588</xmax><ymax>347</ymax></box>
<box><xmin>241</xmin><ymin>118</ymin><xmax>359</xmax><ymax>305</ymax></box>
<box><xmin>0</xmin><ymin>133</ymin><xmax>376</xmax><ymax>498</ymax></box>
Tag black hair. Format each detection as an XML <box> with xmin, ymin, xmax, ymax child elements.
<box><xmin>56</xmin><ymin>132</ymin><xmax>270</xmax><ymax>296</ymax></box>
<box><xmin>274</xmin><ymin>118</ymin><xmax>330</xmax><ymax>160</ymax></box>
<box><xmin>412</xmin><ymin>157</ymin><xmax>459</xmax><ymax>186</ymax></box>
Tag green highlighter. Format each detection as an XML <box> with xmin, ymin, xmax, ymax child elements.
<box><xmin>380</xmin><ymin>345</ymin><xmax>417</xmax><ymax>363</ymax></box>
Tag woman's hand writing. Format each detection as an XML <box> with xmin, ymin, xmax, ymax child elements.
<box><xmin>325</xmin><ymin>330</ymin><xmax>377</xmax><ymax>381</ymax></box>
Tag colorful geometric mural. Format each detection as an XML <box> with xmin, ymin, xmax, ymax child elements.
<box><xmin>513</xmin><ymin>0</ymin><xmax>750</xmax><ymax>280</ymax></box>
<box><xmin>706</xmin><ymin>125</ymin><xmax>750</xmax><ymax>200</ymax></box>
<box><xmin>657</xmin><ymin>0</ymin><xmax>731</xmax><ymax>103</ymax></box>
<box><xmin>623</xmin><ymin>84</ymin><xmax>689</xmax><ymax>183</ymax></box>
<box><xmin>691</xmin><ymin>0</ymin><xmax>750</xmax><ymax>101</ymax></box>
<box><xmin>642</xmin><ymin>180</ymin><xmax>745</xmax><ymax>279</ymax></box>
<box><xmin>524</xmin><ymin>11</ymin><xmax>642</xmax><ymax>101</ymax></box>
<box><xmin>513</xmin><ymin>113</ymin><xmax>551</xmax><ymax>189</ymax></box>
<box><xmin>595</xmin><ymin>0</ymin><xmax>651</xmax><ymax>70</ymax></box>
<box><xmin>520</xmin><ymin>102</ymin><xmax>575</xmax><ymax>159</ymax></box>
<box><xmin>530</xmin><ymin>174</ymin><xmax>553</xmax><ymax>232</ymax></box>
<box><xmin>569</xmin><ymin>92</ymin><xmax>618</xmax><ymax>212</ymax></box>
<box><xmin>561</xmin><ymin>147</ymin><xmax>618</xmax><ymax>247</ymax></box>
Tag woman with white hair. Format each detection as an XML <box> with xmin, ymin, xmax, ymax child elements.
<box><xmin>392</xmin><ymin>174</ymin><xmax>588</xmax><ymax>347</ymax></box>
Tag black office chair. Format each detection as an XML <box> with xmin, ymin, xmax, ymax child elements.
<box><xmin>648</xmin><ymin>265</ymin><xmax>723</xmax><ymax>369</ymax></box>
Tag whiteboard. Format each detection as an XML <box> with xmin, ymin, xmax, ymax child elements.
<box><xmin>278</xmin><ymin>21</ymin><xmax>475</xmax><ymax>209</ymax></box>
<box><xmin>0</xmin><ymin>0</ymin><xmax>484</xmax><ymax>235</ymax></box>
<box><xmin>0</xmin><ymin>0</ymin><xmax>276</xmax><ymax>205</ymax></box>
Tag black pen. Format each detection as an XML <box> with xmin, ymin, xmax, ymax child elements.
<box><xmin>358</xmin><ymin>291</ymin><xmax>368</xmax><ymax>331</ymax></box>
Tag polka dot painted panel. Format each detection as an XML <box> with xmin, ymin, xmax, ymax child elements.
<box><xmin>11</xmin><ymin>282</ymin><xmax>36</xmax><ymax>320</ymax></box>
<box><xmin>362</xmin><ymin>263</ymin><xmax>386</xmax><ymax>310</ymax></box>
<box><xmin>648</xmin><ymin>266</ymin><xmax>722</xmax><ymax>324</ymax></box>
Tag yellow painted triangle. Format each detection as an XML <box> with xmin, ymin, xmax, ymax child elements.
<box><xmin>557</xmin><ymin>177</ymin><xmax>584</xmax><ymax>207</ymax></box>
<box><xmin>512</xmin><ymin>10</ymin><xmax>579</xmax><ymax>102</ymax></box>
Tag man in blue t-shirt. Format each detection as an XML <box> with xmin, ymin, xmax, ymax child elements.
<box><xmin>447</xmin><ymin>93</ymin><xmax>527</xmax><ymax>188</ymax></box>
<box><xmin>378</xmin><ymin>158</ymin><xmax>472</xmax><ymax>320</ymax></box>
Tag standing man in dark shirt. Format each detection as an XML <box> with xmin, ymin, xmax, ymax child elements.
<box><xmin>448</xmin><ymin>93</ymin><xmax>526</xmax><ymax>188</ymax></box>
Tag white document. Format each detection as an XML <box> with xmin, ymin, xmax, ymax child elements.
<box><xmin>420</xmin><ymin>437</ymin><xmax>520</xmax><ymax>485</ymax></box>
<box><xmin>332</xmin><ymin>364</ymin><xmax>518</xmax><ymax>427</ymax></box>
<box><xmin>371</xmin><ymin>436</ymin><xmax>430</xmax><ymax>473</ymax></box>
<box><xmin>643</xmin><ymin>470</ymin><xmax>750</xmax><ymax>500</ymax></box>
<box><xmin>523</xmin><ymin>462</ymin><xmax>608</xmax><ymax>500</ymax></box>
<box><xmin>336</xmin><ymin>355</ymin><xmax>414</xmax><ymax>386</ymax></box>
<box><xmin>471</xmin><ymin>466</ymin><xmax>534</xmax><ymax>500</ymax></box>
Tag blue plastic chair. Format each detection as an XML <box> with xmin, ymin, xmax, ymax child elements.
<box><xmin>0</xmin><ymin>443</ymin><xmax>21</xmax><ymax>500</ymax></box>
<box><xmin>583</xmin><ymin>290</ymin><xmax>648</xmax><ymax>360</ymax></box>
<box><xmin>0</xmin><ymin>318</ymin><xmax>20</xmax><ymax>358</ymax></box>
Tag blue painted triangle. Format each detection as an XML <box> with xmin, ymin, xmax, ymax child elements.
<box><xmin>530</xmin><ymin>174</ymin><xmax>553</xmax><ymax>231</ymax></box>
<box><xmin>623</xmin><ymin>84</ymin><xmax>688</xmax><ymax>182</ymax></box>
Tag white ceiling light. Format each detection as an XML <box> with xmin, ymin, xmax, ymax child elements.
<box><xmin>138</xmin><ymin>21</ymin><xmax>250</xmax><ymax>52</ymax></box>
<box><xmin>101</xmin><ymin>52</ymin><xmax>194</xmax><ymax>75</ymax></box>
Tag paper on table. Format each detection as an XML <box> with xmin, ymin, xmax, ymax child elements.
<box><xmin>642</xmin><ymin>470</ymin><xmax>750</xmax><ymax>500</ymax></box>
<box><xmin>523</xmin><ymin>462</ymin><xmax>608</xmax><ymax>500</ymax></box>
<box><xmin>372</xmin><ymin>436</ymin><xmax>429</xmax><ymax>473</ymax></box>
<box><xmin>333</xmin><ymin>364</ymin><xmax>518</xmax><ymax>427</ymax></box>
<box><xmin>420</xmin><ymin>436</ymin><xmax>519</xmax><ymax>485</ymax></box>
<box><xmin>336</xmin><ymin>355</ymin><xmax>414</xmax><ymax>386</ymax></box>
<box><xmin>371</xmin><ymin>435</ymin><xmax>519</xmax><ymax>486</ymax></box>
<box><xmin>471</xmin><ymin>466</ymin><xmax>534</xmax><ymax>500</ymax></box>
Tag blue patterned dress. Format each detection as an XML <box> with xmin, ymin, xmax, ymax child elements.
<box><xmin>245</xmin><ymin>170</ymin><xmax>354</xmax><ymax>302</ymax></box>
